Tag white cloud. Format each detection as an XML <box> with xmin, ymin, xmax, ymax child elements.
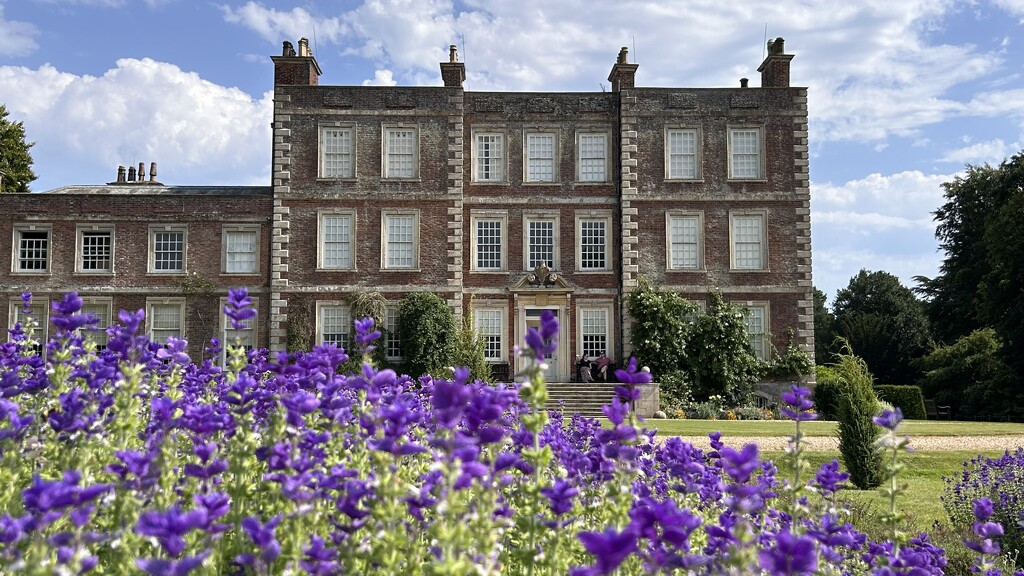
<box><xmin>220</xmin><ymin>1</ymin><xmax>348</xmax><ymax>45</ymax></box>
<box><xmin>362</xmin><ymin>69</ymin><xmax>396</xmax><ymax>86</ymax></box>
<box><xmin>813</xmin><ymin>170</ymin><xmax>952</xmax><ymax>216</ymax></box>
<box><xmin>0</xmin><ymin>59</ymin><xmax>273</xmax><ymax>187</ymax></box>
<box><xmin>992</xmin><ymin>0</ymin><xmax>1024</xmax><ymax>21</ymax></box>
<box><xmin>938</xmin><ymin>138</ymin><xmax>1014</xmax><ymax>165</ymax></box>
<box><xmin>0</xmin><ymin>5</ymin><xmax>39</xmax><ymax>57</ymax></box>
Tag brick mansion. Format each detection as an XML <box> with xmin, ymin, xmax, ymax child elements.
<box><xmin>1</xmin><ymin>37</ymin><xmax>813</xmax><ymax>382</ymax></box>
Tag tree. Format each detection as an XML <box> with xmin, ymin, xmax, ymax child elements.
<box><xmin>397</xmin><ymin>292</ymin><xmax>456</xmax><ymax>378</ymax></box>
<box><xmin>916</xmin><ymin>328</ymin><xmax>1019</xmax><ymax>421</ymax></box>
<box><xmin>0</xmin><ymin>104</ymin><xmax>37</xmax><ymax>193</ymax></box>
<box><xmin>813</xmin><ymin>287</ymin><xmax>835</xmax><ymax>365</ymax></box>
<box><xmin>832</xmin><ymin>270</ymin><xmax>930</xmax><ymax>384</ymax></box>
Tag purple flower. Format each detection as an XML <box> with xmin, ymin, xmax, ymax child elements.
<box><xmin>241</xmin><ymin>514</ymin><xmax>282</xmax><ymax>564</ymax></box>
<box><xmin>614</xmin><ymin>357</ymin><xmax>652</xmax><ymax>386</ymax></box>
<box><xmin>136</xmin><ymin>505</ymin><xmax>209</xmax><ymax>557</ymax></box>
<box><xmin>813</xmin><ymin>460</ymin><xmax>850</xmax><ymax>495</ymax></box>
<box><xmin>524</xmin><ymin>310</ymin><xmax>558</xmax><ymax>362</ymax></box>
<box><xmin>781</xmin><ymin>385</ymin><xmax>817</xmax><ymax>422</ymax></box>
<box><xmin>720</xmin><ymin>444</ymin><xmax>760</xmax><ymax>484</ymax></box>
<box><xmin>872</xmin><ymin>408</ymin><xmax>903</xmax><ymax>431</ymax></box>
<box><xmin>541</xmin><ymin>479</ymin><xmax>579</xmax><ymax>516</ymax></box>
<box><xmin>136</xmin><ymin>550</ymin><xmax>211</xmax><ymax>576</ymax></box>
<box><xmin>576</xmin><ymin>527</ymin><xmax>638</xmax><ymax>575</ymax></box>
<box><xmin>354</xmin><ymin>317</ymin><xmax>381</xmax><ymax>354</ymax></box>
<box><xmin>20</xmin><ymin>292</ymin><xmax>32</xmax><ymax>313</ymax></box>
<box><xmin>156</xmin><ymin>336</ymin><xmax>191</xmax><ymax>365</ymax></box>
<box><xmin>759</xmin><ymin>530</ymin><xmax>817</xmax><ymax>575</ymax></box>
<box><xmin>223</xmin><ymin>288</ymin><xmax>257</xmax><ymax>331</ymax></box>
<box><xmin>300</xmin><ymin>535</ymin><xmax>338</xmax><ymax>575</ymax></box>
<box><xmin>431</xmin><ymin>369</ymin><xmax>473</xmax><ymax>428</ymax></box>
<box><xmin>50</xmin><ymin>292</ymin><xmax>95</xmax><ymax>333</ymax></box>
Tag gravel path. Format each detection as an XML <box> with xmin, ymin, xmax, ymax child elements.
<box><xmin>665</xmin><ymin>434</ymin><xmax>1024</xmax><ymax>452</ymax></box>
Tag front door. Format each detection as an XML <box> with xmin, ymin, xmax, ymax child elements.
<box><xmin>525</xmin><ymin>308</ymin><xmax>559</xmax><ymax>381</ymax></box>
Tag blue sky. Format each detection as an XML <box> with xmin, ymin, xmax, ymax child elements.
<box><xmin>2</xmin><ymin>0</ymin><xmax>1023</xmax><ymax>302</ymax></box>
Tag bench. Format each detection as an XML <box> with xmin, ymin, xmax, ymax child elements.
<box><xmin>924</xmin><ymin>399</ymin><xmax>951</xmax><ymax>420</ymax></box>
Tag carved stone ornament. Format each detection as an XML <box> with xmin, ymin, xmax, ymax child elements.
<box><xmin>528</xmin><ymin>262</ymin><xmax>559</xmax><ymax>287</ymax></box>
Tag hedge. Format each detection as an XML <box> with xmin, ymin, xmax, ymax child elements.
<box><xmin>874</xmin><ymin>384</ymin><xmax>927</xmax><ymax>420</ymax></box>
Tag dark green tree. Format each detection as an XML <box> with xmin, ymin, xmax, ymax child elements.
<box><xmin>813</xmin><ymin>287</ymin><xmax>835</xmax><ymax>365</ymax></box>
<box><xmin>832</xmin><ymin>270</ymin><xmax>930</xmax><ymax>384</ymax></box>
<box><xmin>0</xmin><ymin>104</ymin><xmax>37</xmax><ymax>193</ymax></box>
<box><xmin>397</xmin><ymin>292</ymin><xmax>456</xmax><ymax>378</ymax></box>
<box><xmin>980</xmin><ymin>184</ymin><xmax>1024</xmax><ymax>378</ymax></box>
<box><xmin>916</xmin><ymin>328</ymin><xmax>1019</xmax><ymax>421</ymax></box>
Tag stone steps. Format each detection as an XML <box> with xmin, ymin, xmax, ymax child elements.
<box><xmin>543</xmin><ymin>382</ymin><xmax>620</xmax><ymax>416</ymax></box>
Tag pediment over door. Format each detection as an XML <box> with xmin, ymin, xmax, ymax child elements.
<box><xmin>508</xmin><ymin>263</ymin><xmax>575</xmax><ymax>297</ymax></box>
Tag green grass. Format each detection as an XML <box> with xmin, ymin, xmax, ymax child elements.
<box><xmin>764</xmin><ymin>450</ymin><xmax>1005</xmax><ymax>532</ymax></box>
<box><xmin>645</xmin><ymin>419</ymin><xmax>1024</xmax><ymax>438</ymax></box>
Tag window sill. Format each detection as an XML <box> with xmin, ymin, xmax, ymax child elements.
<box><xmin>381</xmin><ymin>178</ymin><xmax>422</xmax><ymax>183</ymax></box>
<box><xmin>12</xmin><ymin>270</ymin><xmax>51</xmax><ymax>275</ymax></box>
<box><xmin>316</xmin><ymin>177</ymin><xmax>357</xmax><ymax>182</ymax></box>
<box><xmin>74</xmin><ymin>271</ymin><xmax>115</xmax><ymax>276</ymax></box>
<box><xmin>146</xmin><ymin>271</ymin><xmax>187</xmax><ymax>276</ymax></box>
<box><xmin>315</xmin><ymin>267</ymin><xmax>358</xmax><ymax>273</ymax></box>
<box><xmin>471</xmin><ymin>181</ymin><xmax>509</xmax><ymax>185</ymax></box>
<box><xmin>665</xmin><ymin>178</ymin><xmax>705</xmax><ymax>183</ymax></box>
<box><xmin>574</xmin><ymin>269</ymin><xmax>614</xmax><ymax>274</ymax></box>
<box><xmin>574</xmin><ymin>180</ymin><xmax>610</xmax><ymax>185</ymax></box>
<box><xmin>381</xmin><ymin>268</ymin><xmax>421</xmax><ymax>272</ymax></box>
<box><xmin>729</xmin><ymin>268</ymin><xmax>771</xmax><ymax>273</ymax></box>
<box><xmin>667</xmin><ymin>268</ymin><xmax>707</xmax><ymax>273</ymax></box>
<box><xmin>521</xmin><ymin>181</ymin><xmax>559</xmax><ymax>186</ymax></box>
<box><xmin>726</xmin><ymin>178</ymin><xmax>768</xmax><ymax>183</ymax></box>
<box><xmin>469</xmin><ymin>269</ymin><xmax>509</xmax><ymax>274</ymax></box>
<box><xmin>220</xmin><ymin>272</ymin><xmax>262</xmax><ymax>276</ymax></box>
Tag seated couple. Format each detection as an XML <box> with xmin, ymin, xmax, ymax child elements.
<box><xmin>577</xmin><ymin>352</ymin><xmax>611</xmax><ymax>383</ymax></box>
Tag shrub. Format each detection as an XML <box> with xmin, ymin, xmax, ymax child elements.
<box><xmin>943</xmin><ymin>449</ymin><xmax>1024</xmax><ymax>568</ymax></box>
<box><xmin>832</xmin><ymin>344</ymin><xmax>884</xmax><ymax>489</ymax></box>
<box><xmin>764</xmin><ymin>327</ymin><xmax>814</xmax><ymax>378</ymax></box>
<box><xmin>812</xmin><ymin>364</ymin><xmax>846</xmax><ymax>420</ymax></box>
<box><xmin>733</xmin><ymin>405</ymin><xmax>773</xmax><ymax>421</ymax></box>
<box><xmin>452</xmin><ymin>308</ymin><xmax>493</xmax><ymax>383</ymax></box>
<box><xmin>874</xmin><ymin>385</ymin><xmax>927</xmax><ymax>420</ymax></box>
<box><xmin>657</xmin><ymin>369</ymin><xmax>692</xmax><ymax>412</ymax></box>
<box><xmin>397</xmin><ymin>292</ymin><xmax>456</xmax><ymax>377</ymax></box>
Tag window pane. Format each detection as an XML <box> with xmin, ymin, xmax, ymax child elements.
<box><xmin>474</xmin><ymin>309</ymin><xmax>503</xmax><ymax>361</ymax></box>
<box><xmin>580</xmin><ymin>309</ymin><xmax>608</xmax><ymax>358</ymax></box>
<box><xmin>321</xmin><ymin>128</ymin><xmax>353</xmax><ymax>177</ymax></box>
<box><xmin>579</xmin><ymin>220</ymin><xmax>606</xmax><ymax>270</ymax></box>
<box><xmin>668</xmin><ymin>130</ymin><xmax>697</xmax><ymax>179</ymax></box>
<box><xmin>320</xmin><ymin>306</ymin><xmax>351</xmax><ymax>346</ymax></box>
<box><xmin>578</xmin><ymin>134</ymin><xmax>606</xmax><ymax>182</ymax></box>
<box><xmin>743</xmin><ymin>306</ymin><xmax>766</xmax><ymax>360</ymax></box>
<box><xmin>153</xmin><ymin>231</ymin><xmax>184</xmax><ymax>272</ymax></box>
<box><xmin>385</xmin><ymin>305</ymin><xmax>403</xmax><ymax>360</ymax></box>
<box><xmin>476</xmin><ymin>219</ymin><xmax>502</xmax><ymax>269</ymax></box>
<box><xmin>731</xmin><ymin>129</ymin><xmax>760</xmax><ymax>178</ymax></box>
<box><xmin>528</xmin><ymin>220</ymin><xmax>554</xmax><ymax>269</ymax></box>
<box><xmin>386</xmin><ymin>215</ymin><xmax>415</xmax><ymax>269</ymax></box>
<box><xmin>527</xmin><ymin>134</ymin><xmax>554</xmax><ymax>182</ymax></box>
<box><xmin>476</xmin><ymin>134</ymin><xmax>504</xmax><ymax>182</ymax></box>
<box><xmin>225</xmin><ymin>230</ymin><xmax>257</xmax><ymax>273</ymax></box>
<box><xmin>386</xmin><ymin>129</ymin><xmax>416</xmax><ymax>178</ymax></box>
<box><xmin>733</xmin><ymin>215</ymin><xmax>764</xmax><ymax>269</ymax></box>
<box><xmin>670</xmin><ymin>216</ymin><xmax>699</xmax><ymax>269</ymax></box>
<box><xmin>322</xmin><ymin>215</ymin><xmax>353</xmax><ymax>269</ymax></box>
<box><xmin>18</xmin><ymin>231</ymin><xmax>49</xmax><ymax>271</ymax></box>
<box><xmin>150</xmin><ymin>304</ymin><xmax>182</xmax><ymax>343</ymax></box>
<box><xmin>80</xmin><ymin>231</ymin><xmax>112</xmax><ymax>272</ymax></box>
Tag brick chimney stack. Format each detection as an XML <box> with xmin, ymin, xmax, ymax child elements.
<box><xmin>271</xmin><ymin>37</ymin><xmax>322</xmax><ymax>86</ymax></box>
<box><xmin>757</xmin><ymin>37</ymin><xmax>794</xmax><ymax>88</ymax></box>
<box><xmin>607</xmin><ymin>47</ymin><xmax>639</xmax><ymax>92</ymax></box>
<box><xmin>440</xmin><ymin>44</ymin><xmax>466</xmax><ymax>88</ymax></box>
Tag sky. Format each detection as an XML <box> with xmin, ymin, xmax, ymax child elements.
<box><xmin>1</xmin><ymin>0</ymin><xmax>1023</xmax><ymax>302</ymax></box>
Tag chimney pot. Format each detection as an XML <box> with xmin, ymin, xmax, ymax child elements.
<box><xmin>607</xmin><ymin>47</ymin><xmax>639</xmax><ymax>92</ymax></box>
<box><xmin>298</xmin><ymin>37</ymin><xmax>310</xmax><ymax>57</ymax></box>
<box><xmin>757</xmin><ymin>37</ymin><xmax>793</xmax><ymax>87</ymax></box>
<box><xmin>150</xmin><ymin>162</ymin><xmax>158</xmax><ymax>182</ymax></box>
<box><xmin>127</xmin><ymin>166</ymin><xmax>136</xmax><ymax>182</ymax></box>
<box><xmin>282</xmin><ymin>40</ymin><xmax>295</xmax><ymax>57</ymax></box>
<box><xmin>740</xmin><ymin>77</ymin><xmax>749</xmax><ymax>88</ymax></box>
<box><xmin>449</xmin><ymin>44</ymin><xmax>458</xmax><ymax>63</ymax></box>
<box><xmin>138</xmin><ymin>162</ymin><xmax>145</xmax><ymax>181</ymax></box>
<box><xmin>117</xmin><ymin>166</ymin><xmax>126</xmax><ymax>183</ymax></box>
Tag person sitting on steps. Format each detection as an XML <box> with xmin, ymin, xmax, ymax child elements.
<box><xmin>577</xmin><ymin>352</ymin><xmax>593</xmax><ymax>383</ymax></box>
<box><xmin>595</xmin><ymin>352</ymin><xmax>611</xmax><ymax>382</ymax></box>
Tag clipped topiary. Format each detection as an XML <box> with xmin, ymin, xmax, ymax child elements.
<box><xmin>832</xmin><ymin>342</ymin><xmax>884</xmax><ymax>490</ymax></box>
<box><xmin>874</xmin><ymin>385</ymin><xmax>927</xmax><ymax>420</ymax></box>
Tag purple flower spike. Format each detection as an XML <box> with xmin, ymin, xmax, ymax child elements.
<box><xmin>136</xmin><ymin>550</ymin><xmax>211</xmax><ymax>576</ymax></box>
<box><xmin>223</xmin><ymin>287</ymin><xmax>257</xmax><ymax>331</ymax></box>
<box><xmin>972</xmin><ymin>497</ymin><xmax>994</xmax><ymax>522</ymax></box>
<box><xmin>614</xmin><ymin>357</ymin><xmax>652</xmax><ymax>386</ymax></box>
<box><xmin>155</xmin><ymin>337</ymin><xmax>191</xmax><ymax>365</ymax></box>
<box><xmin>872</xmin><ymin>408</ymin><xmax>903</xmax><ymax>431</ymax></box>
<box><xmin>540</xmin><ymin>479</ymin><xmax>579</xmax><ymax>516</ymax></box>
<box><xmin>242</xmin><ymin>514</ymin><xmax>282</xmax><ymax>564</ymax></box>
<box><xmin>50</xmin><ymin>292</ymin><xmax>95</xmax><ymax>333</ymax></box>
<box><xmin>576</xmin><ymin>527</ymin><xmax>638</xmax><ymax>575</ymax></box>
<box><xmin>354</xmin><ymin>317</ymin><xmax>381</xmax><ymax>354</ymax></box>
<box><xmin>720</xmin><ymin>444</ymin><xmax>760</xmax><ymax>484</ymax></box>
<box><xmin>759</xmin><ymin>530</ymin><xmax>817</xmax><ymax>575</ymax></box>
<box><xmin>524</xmin><ymin>310</ymin><xmax>559</xmax><ymax>362</ymax></box>
<box><xmin>780</xmin><ymin>385</ymin><xmax>817</xmax><ymax>422</ymax></box>
<box><xmin>20</xmin><ymin>292</ymin><xmax>32</xmax><ymax>313</ymax></box>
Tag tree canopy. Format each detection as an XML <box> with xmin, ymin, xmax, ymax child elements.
<box><xmin>832</xmin><ymin>269</ymin><xmax>930</xmax><ymax>384</ymax></box>
<box><xmin>0</xmin><ymin>104</ymin><xmax>37</xmax><ymax>193</ymax></box>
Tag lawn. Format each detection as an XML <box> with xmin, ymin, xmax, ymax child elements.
<box><xmin>764</xmin><ymin>450</ymin><xmax>1006</xmax><ymax>532</ymax></box>
<box><xmin>645</xmin><ymin>418</ymin><xmax>1024</xmax><ymax>437</ymax></box>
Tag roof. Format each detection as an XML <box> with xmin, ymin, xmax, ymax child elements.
<box><xmin>39</xmin><ymin>185</ymin><xmax>272</xmax><ymax>196</ymax></box>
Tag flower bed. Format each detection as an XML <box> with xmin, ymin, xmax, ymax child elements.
<box><xmin>0</xmin><ymin>290</ymin><xmax>1019</xmax><ymax>574</ymax></box>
